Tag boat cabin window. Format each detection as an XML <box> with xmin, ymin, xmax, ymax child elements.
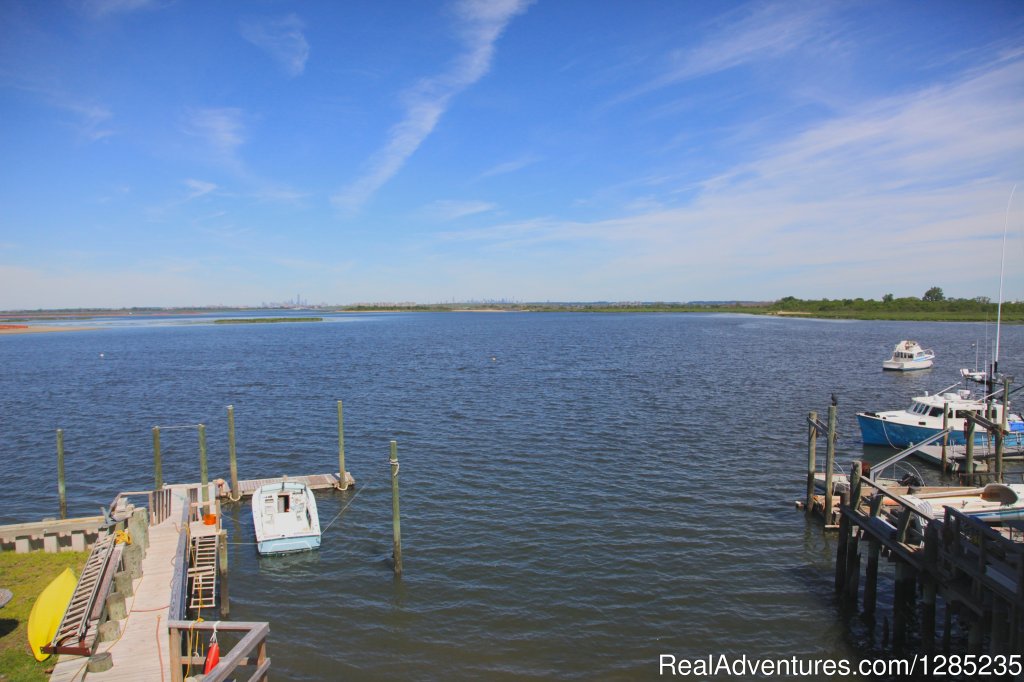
<box><xmin>929</xmin><ymin>407</ymin><xmax>943</xmax><ymax>417</ymax></box>
<box><xmin>277</xmin><ymin>494</ymin><xmax>291</xmax><ymax>513</ymax></box>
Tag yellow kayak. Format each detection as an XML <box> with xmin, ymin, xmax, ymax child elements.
<box><xmin>27</xmin><ymin>567</ymin><xmax>78</xmax><ymax>661</ymax></box>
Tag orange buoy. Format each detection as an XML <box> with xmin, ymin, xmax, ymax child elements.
<box><xmin>204</xmin><ymin>639</ymin><xmax>220</xmax><ymax>673</ymax></box>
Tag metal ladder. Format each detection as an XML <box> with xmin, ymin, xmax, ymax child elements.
<box><xmin>188</xmin><ymin>533</ymin><xmax>218</xmax><ymax>611</ymax></box>
<box><xmin>47</xmin><ymin>533</ymin><xmax>119</xmax><ymax>655</ymax></box>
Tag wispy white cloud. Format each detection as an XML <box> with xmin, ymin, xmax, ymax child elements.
<box><xmin>478</xmin><ymin>154</ymin><xmax>541</xmax><ymax>179</ymax></box>
<box><xmin>3</xmin><ymin>80</ymin><xmax>116</xmax><ymax>142</ymax></box>
<box><xmin>333</xmin><ymin>0</ymin><xmax>533</xmax><ymax>211</ymax></box>
<box><xmin>425</xmin><ymin>199</ymin><xmax>497</xmax><ymax>221</ymax></box>
<box><xmin>62</xmin><ymin>100</ymin><xmax>115</xmax><ymax>141</ymax></box>
<box><xmin>80</xmin><ymin>0</ymin><xmax>160</xmax><ymax>18</ymax></box>
<box><xmin>181</xmin><ymin>107</ymin><xmax>246</xmax><ymax>167</ymax></box>
<box><xmin>621</xmin><ymin>2</ymin><xmax>832</xmax><ymax>101</ymax></box>
<box><xmin>241</xmin><ymin>14</ymin><xmax>310</xmax><ymax>77</ymax></box>
<box><xmin>441</xmin><ymin>54</ymin><xmax>1024</xmax><ymax>299</ymax></box>
<box><xmin>184</xmin><ymin>178</ymin><xmax>217</xmax><ymax>200</ymax></box>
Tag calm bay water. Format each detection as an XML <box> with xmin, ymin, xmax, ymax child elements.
<box><xmin>2</xmin><ymin>312</ymin><xmax>1022</xmax><ymax>680</ymax></box>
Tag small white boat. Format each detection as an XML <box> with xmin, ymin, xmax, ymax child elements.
<box><xmin>960</xmin><ymin>367</ymin><xmax>990</xmax><ymax>384</ymax></box>
<box><xmin>252</xmin><ymin>481</ymin><xmax>321</xmax><ymax>555</ymax></box>
<box><xmin>900</xmin><ymin>483</ymin><xmax>1024</xmax><ymax>523</ymax></box>
<box><xmin>882</xmin><ymin>340</ymin><xmax>934</xmax><ymax>371</ymax></box>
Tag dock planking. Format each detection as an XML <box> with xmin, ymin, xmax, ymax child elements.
<box><xmin>231</xmin><ymin>471</ymin><xmax>355</xmax><ymax>499</ymax></box>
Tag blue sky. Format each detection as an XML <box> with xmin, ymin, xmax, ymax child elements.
<box><xmin>1</xmin><ymin>0</ymin><xmax>1023</xmax><ymax>308</ymax></box>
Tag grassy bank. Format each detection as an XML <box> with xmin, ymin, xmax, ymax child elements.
<box><xmin>0</xmin><ymin>551</ymin><xmax>89</xmax><ymax>681</ymax></box>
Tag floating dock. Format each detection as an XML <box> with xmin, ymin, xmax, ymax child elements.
<box><xmin>230</xmin><ymin>471</ymin><xmax>355</xmax><ymax>498</ymax></box>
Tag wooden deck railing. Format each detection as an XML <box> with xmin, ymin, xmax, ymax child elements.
<box><xmin>150</xmin><ymin>487</ymin><xmax>173</xmax><ymax>525</ymax></box>
<box><xmin>167</xmin><ymin>620</ymin><xmax>270</xmax><ymax>682</ymax></box>
<box><xmin>939</xmin><ymin>506</ymin><xmax>1024</xmax><ymax>606</ymax></box>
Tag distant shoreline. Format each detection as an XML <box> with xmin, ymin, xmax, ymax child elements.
<box><xmin>0</xmin><ymin>325</ymin><xmax>97</xmax><ymax>335</ymax></box>
<box><xmin>1</xmin><ymin>302</ymin><xmax>1020</xmax><ymax>324</ymax></box>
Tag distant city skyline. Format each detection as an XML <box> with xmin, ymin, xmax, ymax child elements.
<box><xmin>1</xmin><ymin>1</ymin><xmax>1023</xmax><ymax>309</ymax></box>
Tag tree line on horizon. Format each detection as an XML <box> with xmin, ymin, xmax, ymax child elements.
<box><xmin>768</xmin><ymin>287</ymin><xmax>1024</xmax><ymax>320</ymax></box>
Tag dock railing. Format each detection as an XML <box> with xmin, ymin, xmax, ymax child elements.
<box><xmin>853</xmin><ymin>475</ymin><xmax>935</xmax><ymax>548</ymax></box>
<box><xmin>939</xmin><ymin>506</ymin><xmax>1024</xmax><ymax>607</ymax></box>
<box><xmin>167</xmin><ymin>620</ymin><xmax>270</xmax><ymax>682</ymax></box>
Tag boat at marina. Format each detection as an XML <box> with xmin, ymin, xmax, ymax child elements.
<box><xmin>882</xmin><ymin>340</ymin><xmax>934</xmax><ymax>371</ymax></box>
<box><xmin>252</xmin><ymin>481</ymin><xmax>321</xmax><ymax>555</ymax></box>
<box><xmin>900</xmin><ymin>483</ymin><xmax>1024</xmax><ymax>523</ymax></box>
<box><xmin>856</xmin><ymin>385</ymin><xmax>1024</xmax><ymax>448</ymax></box>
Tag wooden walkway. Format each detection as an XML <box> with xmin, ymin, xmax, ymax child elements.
<box><xmin>50</xmin><ymin>486</ymin><xmax>192</xmax><ymax>682</ymax></box>
<box><xmin>41</xmin><ymin>471</ymin><xmax>354</xmax><ymax>675</ymax></box>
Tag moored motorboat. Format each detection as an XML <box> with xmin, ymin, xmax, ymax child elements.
<box><xmin>252</xmin><ymin>481</ymin><xmax>321</xmax><ymax>555</ymax></box>
<box><xmin>882</xmin><ymin>340</ymin><xmax>934</xmax><ymax>371</ymax></box>
<box><xmin>856</xmin><ymin>386</ymin><xmax>1024</xmax><ymax>448</ymax></box>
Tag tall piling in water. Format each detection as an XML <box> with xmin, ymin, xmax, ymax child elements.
<box><xmin>227</xmin><ymin>405</ymin><xmax>239</xmax><ymax>497</ymax></box>
<box><xmin>390</xmin><ymin>440</ymin><xmax>402</xmax><ymax>576</ymax></box>
<box><xmin>152</xmin><ymin>426</ymin><xmax>162</xmax><ymax>490</ymax></box>
<box><xmin>337</xmin><ymin>401</ymin><xmax>349</xmax><ymax>490</ymax></box>
<box><xmin>199</xmin><ymin>423</ymin><xmax>209</xmax><ymax>504</ymax></box>
<box><xmin>806</xmin><ymin>410</ymin><xmax>818</xmax><ymax>512</ymax></box>
<box><xmin>824</xmin><ymin>402</ymin><xmax>837</xmax><ymax>524</ymax></box>
<box><xmin>57</xmin><ymin>428</ymin><xmax>67</xmax><ymax>519</ymax></box>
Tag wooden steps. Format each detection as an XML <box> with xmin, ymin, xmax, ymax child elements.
<box><xmin>188</xmin><ymin>533</ymin><xmax>218</xmax><ymax>611</ymax></box>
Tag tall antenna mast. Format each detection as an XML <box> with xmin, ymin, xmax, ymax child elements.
<box><xmin>995</xmin><ymin>183</ymin><xmax>1017</xmax><ymax>377</ymax></box>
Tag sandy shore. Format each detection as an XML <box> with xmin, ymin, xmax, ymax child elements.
<box><xmin>0</xmin><ymin>325</ymin><xmax>97</xmax><ymax>335</ymax></box>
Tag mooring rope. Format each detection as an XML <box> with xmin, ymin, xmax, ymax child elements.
<box><xmin>322</xmin><ymin>483</ymin><xmax>368</xmax><ymax>533</ymax></box>
<box><xmin>155</xmin><ymin>424</ymin><xmax>201</xmax><ymax>431</ymax></box>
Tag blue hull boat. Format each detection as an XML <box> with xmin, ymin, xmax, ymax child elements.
<box><xmin>857</xmin><ymin>388</ymin><xmax>1024</xmax><ymax>448</ymax></box>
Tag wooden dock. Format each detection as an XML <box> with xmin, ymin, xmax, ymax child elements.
<box><xmin>49</xmin><ymin>486</ymin><xmax>190</xmax><ymax>681</ymax></box>
<box><xmin>834</xmin><ymin>471</ymin><xmax>1024</xmax><ymax>654</ymax></box>
<box><xmin>229</xmin><ymin>471</ymin><xmax>355</xmax><ymax>499</ymax></box>
<box><xmin>45</xmin><ymin>481</ymin><xmax>273</xmax><ymax>681</ymax></box>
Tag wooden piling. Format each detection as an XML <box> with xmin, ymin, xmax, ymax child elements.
<box><xmin>863</xmin><ymin>538</ymin><xmax>880</xmax><ymax>618</ymax></box>
<box><xmin>998</xmin><ymin>377</ymin><xmax>1010</xmax><ymax>482</ymax></box>
<box><xmin>198</xmin><ymin>423</ymin><xmax>209</xmax><ymax>505</ymax></box>
<box><xmin>968</xmin><ymin>613</ymin><xmax>983</xmax><ymax>654</ymax></box>
<box><xmin>57</xmin><ymin>428</ymin><xmax>67</xmax><ymax>519</ymax></box>
<box><xmin>390</xmin><ymin>440</ymin><xmax>402</xmax><ymax>576</ymax></box>
<box><xmin>892</xmin><ymin>562</ymin><xmax>907</xmax><ymax>651</ymax></box>
<box><xmin>337</xmin><ymin>401</ymin><xmax>349</xmax><ymax>491</ymax></box>
<box><xmin>218</xmin><ymin>528</ymin><xmax>229</xmax><ymax>617</ymax></box>
<box><xmin>843</xmin><ymin>527</ymin><xmax>860</xmax><ymax>607</ymax></box>
<box><xmin>941</xmin><ymin>402</ymin><xmax>949</xmax><ymax>472</ymax></box>
<box><xmin>850</xmin><ymin>460</ymin><xmax>862</xmax><ymax>510</ymax></box>
<box><xmin>824</xmin><ymin>403</ymin><xmax>837</xmax><ymax>524</ymax></box>
<box><xmin>152</xmin><ymin>426</ymin><xmax>162</xmax><ymax>490</ymax></box>
<box><xmin>965</xmin><ymin>421</ymin><xmax>975</xmax><ymax>476</ymax></box>
<box><xmin>227</xmin><ymin>405</ymin><xmax>239</xmax><ymax>498</ymax></box>
<box><xmin>806</xmin><ymin>410</ymin><xmax>817</xmax><ymax>512</ymax></box>
<box><xmin>835</xmin><ymin>511</ymin><xmax>849</xmax><ymax>593</ymax></box>
<box><xmin>921</xmin><ymin>578</ymin><xmax>937</xmax><ymax>655</ymax></box>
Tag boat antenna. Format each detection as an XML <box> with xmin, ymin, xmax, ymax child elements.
<box><xmin>994</xmin><ymin>183</ymin><xmax>1016</xmax><ymax>378</ymax></box>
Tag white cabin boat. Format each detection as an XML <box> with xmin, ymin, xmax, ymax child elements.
<box><xmin>882</xmin><ymin>340</ymin><xmax>934</xmax><ymax>371</ymax></box>
<box><xmin>252</xmin><ymin>481</ymin><xmax>321</xmax><ymax>555</ymax></box>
